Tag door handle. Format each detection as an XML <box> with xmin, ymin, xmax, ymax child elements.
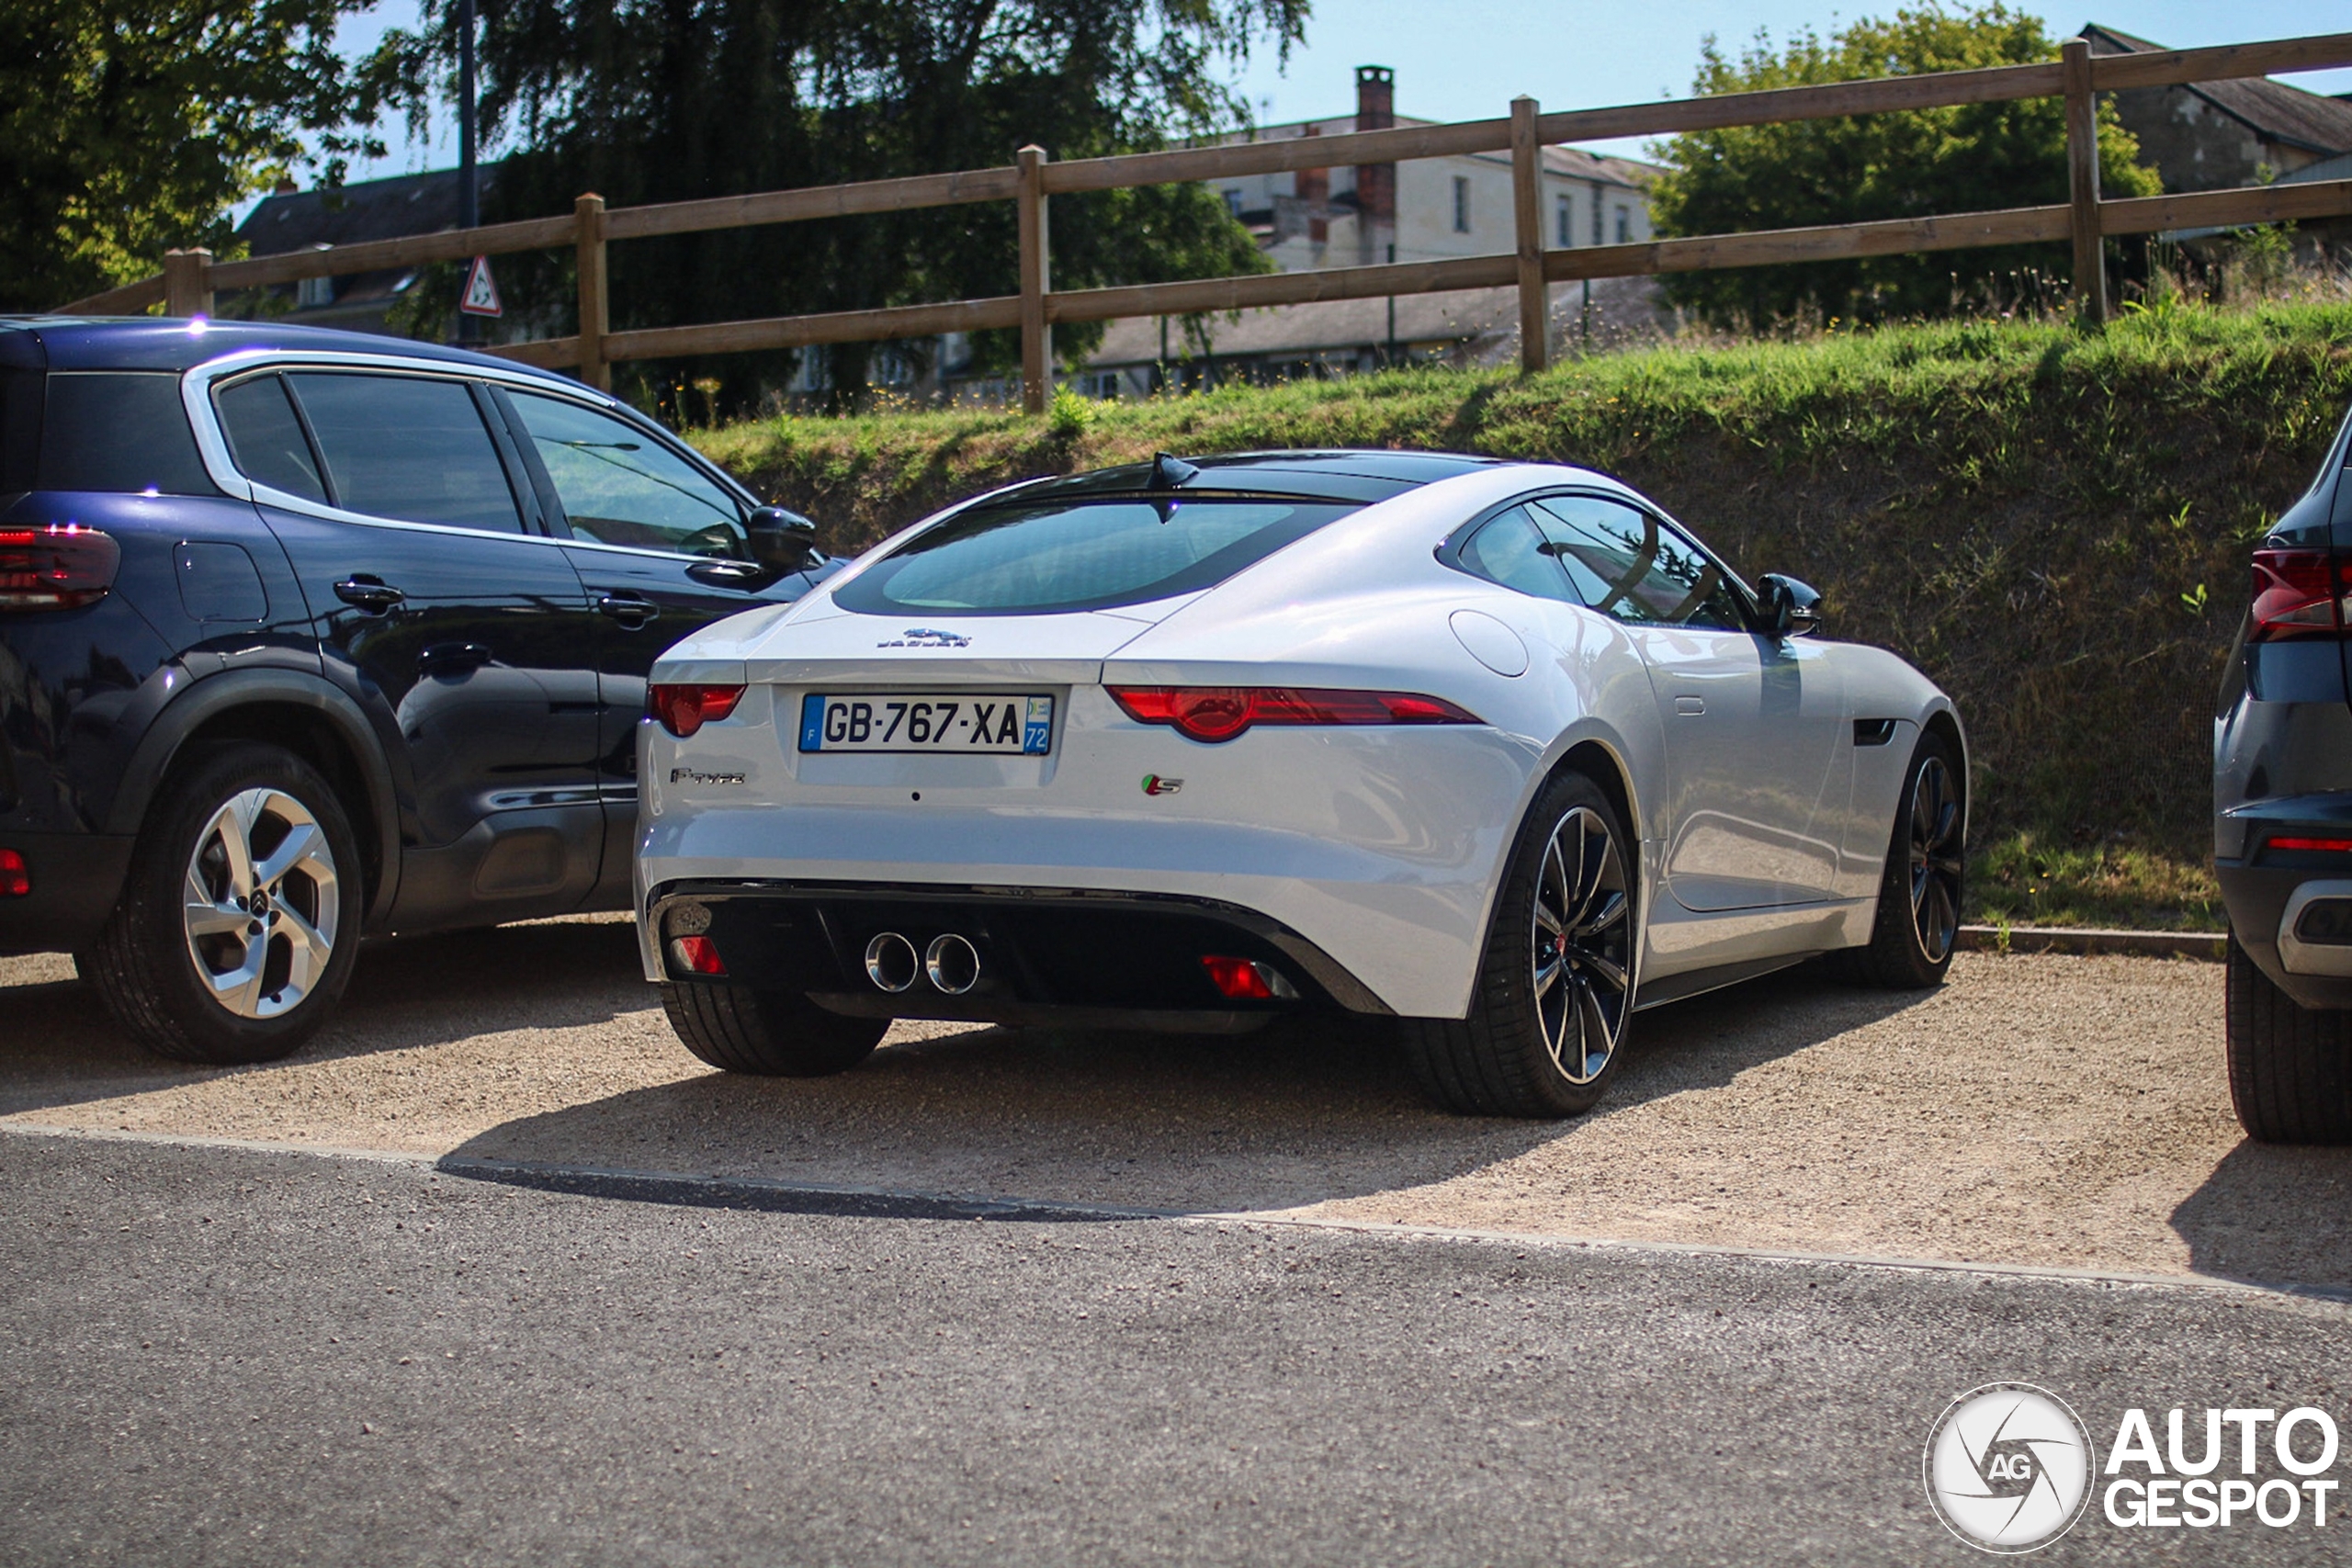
<box><xmin>685</xmin><ymin>559</ymin><xmax>770</xmax><ymax>588</ymax></box>
<box><xmin>1675</xmin><ymin>696</ymin><xmax>1706</xmax><ymax>716</ymax></box>
<box><xmin>334</xmin><ymin>577</ymin><xmax>406</xmax><ymax>613</ymax></box>
<box><xmin>597</xmin><ymin>592</ymin><xmax>661</xmax><ymax>628</ymax></box>
<box><xmin>418</xmin><ymin>642</ymin><xmax>493</xmax><ymax>677</ymax></box>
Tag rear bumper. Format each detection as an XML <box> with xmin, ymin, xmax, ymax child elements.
<box><xmin>643</xmin><ymin>880</ymin><xmax>1394</xmax><ymax>1028</ymax></box>
<box><xmin>2217</xmin><ymin>793</ymin><xmax>2352</xmax><ymax>1009</ymax></box>
<box><xmin>0</xmin><ymin>831</ymin><xmax>132</xmax><ymax>955</ymax></box>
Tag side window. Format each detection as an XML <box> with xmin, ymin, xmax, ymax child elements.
<box><xmin>1456</xmin><ymin>505</ymin><xmax>1577</xmax><ymax>602</ymax></box>
<box><xmin>1528</xmin><ymin>495</ymin><xmax>1748</xmax><ymax>631</ymax></box>
<box><xmin>503</xmin><ymin>390</ymin><xmax>745</xmax><ymax>557</ymax></box>
<box><xmin>38</xmin><ymin>372</ymin><xmax>218</xmax><ymax>496</ymax></box>
<box><xmin>215</xmin><ymin>375</ymin><xmax>326</xmax><ymax>503</ymax></box>
<box><xmin>286</xmin><ymin>372</ymin><xmax>524</xmax><ymax>533</ymax></box>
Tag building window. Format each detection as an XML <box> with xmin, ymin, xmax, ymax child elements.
<box><xmin>1614</xmin><ymin>206</ymin><xmax>1631</xmax><ymax>244</ymax></box>
<box><xmin>1453</xmin><ymin>176</ymin><xmax>1471</xmax><ymax>233</ymax></box>
<box><xmin>297</xmin><ymin>275</ymin><xmax>334</xmax><ymax>309</ymax></box>
<box><xmin>1223</xmin><ymin>188</ymin><xmax>1244</xmax><ymax>218</ymax></box>
<box><xmin>1556</xmin><ymin>195</ymin><xmax>1573</xmax><ymax>247</ymax></box>
<box><xmin>1591</xmin><ymin>182</ymin><xmax>1605</xmax><ymax>246</ymax></box>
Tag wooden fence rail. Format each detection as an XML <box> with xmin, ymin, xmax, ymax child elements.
<box><xmin>55</xmin><ymin>29</ymin><xmax>2352</xmax><ymax>412</ymax></box>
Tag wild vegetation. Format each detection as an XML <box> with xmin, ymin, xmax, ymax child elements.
<box><xmin>689</xmin><ymin>299</ymin><xmax>2352</xmax><ymax>930</ymax></box>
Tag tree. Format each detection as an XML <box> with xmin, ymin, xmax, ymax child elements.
<box><xmin>368</xmin><ymin>0</ymin><xmax>1307</xmax><ymax>406</ymax></box>
<box><xmin>0</xmin><ymin>0</ymin><xmax>387</xmax><ymax>312</ymax></box>
<box><xmin>1646</xmin><ymin>4</ymin><xmax>2160</xmax><ymax>327</ymax></box>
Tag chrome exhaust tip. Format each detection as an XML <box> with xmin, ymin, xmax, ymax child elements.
<box><xmin>864</xmin><ymin>931</ymin><xmax>919</xmax><ymax>993</ymax></box>
<box><xmin>924</xmin><ymin>932</ymin><xmax>981</xmax><ymax>996</ymax></box>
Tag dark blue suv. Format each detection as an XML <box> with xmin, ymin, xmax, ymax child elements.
<box><xmin>0</xmin><ymin>318</ymin><xmax>831</xmax><ymax>1063</ymax></box>
<box><xmin>2214</xmin><ymin>398</ymin><xmax>2352</xmax><ymax>1144</ymax></box>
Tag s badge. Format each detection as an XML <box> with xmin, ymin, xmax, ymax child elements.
<box><xmin>1142</xmin><ymin>774</ymin><xmax>1183</xmax><ymax>796</ymax></box>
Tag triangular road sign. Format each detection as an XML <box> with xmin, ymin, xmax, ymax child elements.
<box><xmin>458</xmin><ymin>254</ymin><xmax>503</xmax><ymax>317</ymax></box>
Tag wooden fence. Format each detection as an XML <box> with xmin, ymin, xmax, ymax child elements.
<box><xmin>58</xmin><ymin>31</ymin><xmax>2352</xmax><ymax>413</ymax></box>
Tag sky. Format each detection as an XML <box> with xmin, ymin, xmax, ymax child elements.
<box><xmin>322</xmin><ymin>1</ymin><xmax>2352</xmax><ymax>185</ymax></box>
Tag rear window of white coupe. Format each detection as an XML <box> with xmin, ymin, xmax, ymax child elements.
<box><xmin>832</xmin><ymin>497</ymin><xmax>1361</xmax><ymax>615</ymax></box>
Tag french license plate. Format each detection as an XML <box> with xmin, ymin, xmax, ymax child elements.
<box><xmin>798</xmin><ymin>693</ymin><xmax>1054</xmax><ymax>754</ymax></box>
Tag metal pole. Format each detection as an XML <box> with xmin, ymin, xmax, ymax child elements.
<box><xmin>1385</xmin><ymin>242</ymin><xmax>1396</xmax><ymax>367</ymax></box>
<box><xmin>457</xmin><ymin>0</ymin><xmax>480</xmax><ymax>344</ymax></box>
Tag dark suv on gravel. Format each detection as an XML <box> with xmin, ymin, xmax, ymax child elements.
<box><xmin>0</xmin><ymin>317</ymin><xmax>832</xmax><ymax>1064</ymax></box>
<box><xmin>2214</xmin><ymin>399</ymin><xmax>2352</xmax><ymax>1145</ymax></box>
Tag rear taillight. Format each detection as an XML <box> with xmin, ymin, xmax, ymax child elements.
<box><xmin>0</xmin><ymin>525</ymin><xmax>120</xmax><ymax>612</ymax></box>
<box><xmin>2250</xmin><ymin>548</ymin><xmax>2352</xmax><ymax>641</ymax></box>
<box><xmin>1108</xmin><ymin>686</ymin><xmax>1482</xmax><ymax>744</ymax></box>
<box><xmin>648</xmin><ymin>683</ymin><xmax>746</xmax><ymax>738</ymax></box>
<box><xmin>0</xmin><ymin>850</ymin><xmax>27</xmax><ymax>897</ymax></box>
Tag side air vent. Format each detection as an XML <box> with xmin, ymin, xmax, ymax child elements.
<box><xmin>1853</xmin><ymin>718</ymin><xmax>1897</xmax><ymax>747</ymax></box>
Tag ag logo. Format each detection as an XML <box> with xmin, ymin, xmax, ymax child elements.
<box><xmin>1924</xmin><ymin>1383</ymin><xmax>2095</xmax><ymax>1553</ymax></box>
<box><xmin>1141</xmin><ymin>773</ymin><xmax>1183</xmax><ymax>796</ymax></box>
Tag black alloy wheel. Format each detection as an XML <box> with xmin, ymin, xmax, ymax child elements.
<box><xmin>1853</xmin><ymin>730</ymin><xmax>1965</xmax><ymax>988</ymax></box>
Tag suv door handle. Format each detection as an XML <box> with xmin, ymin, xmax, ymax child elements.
<box><xmin>597</xmin><ymin>592</ymin><xmax>661</xmax><ymax>628</ymax></box>
<box><xmin>334</xmin><ymin>576</ymin><xmax>406</xmax><ymax>613</ymax></box>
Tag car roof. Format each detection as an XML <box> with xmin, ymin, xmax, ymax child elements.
<box><xmin>0</xmin><ymin>316</ymin><xmax>586</xmax><ymax>391</ymax></box>
<box><xmin>1020</xmin><ymin>448</ymin><xmax>1509</xmax><ymax>504</ymax></box>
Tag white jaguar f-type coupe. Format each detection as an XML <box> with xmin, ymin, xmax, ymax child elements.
<box><xmin>635</xmin><ymin>450</ymin><xmax>1965</xmax><ymax>1117</ymax></box>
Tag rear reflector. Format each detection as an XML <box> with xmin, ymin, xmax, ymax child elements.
<box><xmin>649</xmin><ymin>683</ymin><xmax>746</xmax><ymax>739</ymax></box>
<box><xmin>1109</xmin><ymin>686</ymin><xmax>1481</xmax><ymax>744</ymax></box>
<box><xmin>0</xmin><ymin>525</ymin><xmax>120</xmax><ymax>612</ymax></box>
<box><xmin>1200</xmin><ymin>954</ymin><xmax>1298</xmax><ymax>1000</ymax></box>
<box><xmin>669</xmin><ymin>934</ymin><xmax>726</xmax><ymax>976</ymax></box>
<box><xmin>0</xmin><ymin>850</ymin><xmax>26</xmax><ymax>897</ymax></box>
<box><xmin>2267</xmin><ymin>836</ymin><xmax>2352</xmax><ymax>854</ymax></box>
<box><xmin>2249</xmin><ymin>548</ymin><xmax>2352</xmax><ymax>641</ymax></box>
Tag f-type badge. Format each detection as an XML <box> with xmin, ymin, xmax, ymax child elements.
<box><xmin>1142</xmin><ymin>773</ymin><xmax>1183</xmax><ymax>796</ymax></box>
<box><xmin>876</xmin><ymin>626</ymin><xmax>971</xmax><ymax>649</ymax></box>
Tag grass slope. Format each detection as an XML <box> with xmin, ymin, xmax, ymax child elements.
<box><xmin>690</xmin><ymin>305</ymin><xmax>2352</xmax><ymax>930</ymax></box>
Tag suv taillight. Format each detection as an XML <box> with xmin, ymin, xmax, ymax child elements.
<box><xmin>2250</xmin><ymin>548</ymin><xmax>2351</xmax><ymax>641</ymax></box>
<box><xmin>0</xmin><ymin>525</ymin><xmax>120</xmax><ymax>612</ymax></box>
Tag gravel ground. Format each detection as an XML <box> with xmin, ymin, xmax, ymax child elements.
<box><xmin>5</xmin><ymin>917</ymin><xmax>2347</xmax><ymax>1291</ymax></box>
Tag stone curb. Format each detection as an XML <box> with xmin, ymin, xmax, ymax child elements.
<box><xmin>1956</xmin><ymin>924</ymin><xmax>2226</xmax><ymax>960</ymax></box>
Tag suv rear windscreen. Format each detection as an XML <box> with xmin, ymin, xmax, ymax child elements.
<box><xmin>831</xmin><ymin>496</ymin><xmax>1359</xmax><ymax>616</ymax></box>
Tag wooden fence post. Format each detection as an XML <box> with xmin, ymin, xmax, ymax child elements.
<box><xmin>1510</xmin><ymin>97</ymin><xmax>1547</xmax><ymax>374</ymax></box>
<box><xmin>162</xmin><ymin>249</ymin><xmax>213</xmax><ymax>318</ymax></box>
<box><xmin>574</xmin><ymin>193</ymin><xmax>610</xmax><ymax>389</ymax></box>
<box><xmin>2061</xmin><ymin>39</ymin><xmax>2107</xmax><ymax>324</ymax></box>
<box><xmin>1017</xmin><ymin>146</ymin><xmax>1052</xmax><ymax>414</ymax></box>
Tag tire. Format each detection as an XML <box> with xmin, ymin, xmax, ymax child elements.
<box><xmin>1402</xmin><ymin>770</ymin><xmax>1636</xmax><ymax>1118</ymax></box>
<box><xmin>1850</xmin><ymin>729</ymin><xmax>1964</xmax><ymax>989</ymax></box>
<box><xmin>88</xmin><ymin>741</ymin><xmax>364</xmax><ymax>1065</ymax></box>
<box><xmin>2225</xmin><ymin>932</ymin><xmax>2352</xmax><ymax>1145</ymax></box>
<box><xmin>660</xmin><ymin>982</ymin><xmax>889</xmax><ymax>1076</ymax></box>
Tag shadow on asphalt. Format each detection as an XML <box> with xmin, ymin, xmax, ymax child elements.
<box><xmin>0</xmin><ymin>917</ymin><xmax>647</xmax><ymax>1117</ymax></box>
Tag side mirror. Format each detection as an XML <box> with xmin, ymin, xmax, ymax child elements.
<box><xmin>1760</xmin><ymin>572</ymin><xmax>1823</xmax><ymax>638</ymax></box>
<box><xmin>746</xmin><ymin>505</ymin><xmax>820</xmax><ymax>572</ymax></box>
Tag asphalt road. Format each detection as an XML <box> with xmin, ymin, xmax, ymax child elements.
<box><xmin>5</xmin><ymin>1128</ymin><xmax>2347</xmax><ymax>1566</ymax></box>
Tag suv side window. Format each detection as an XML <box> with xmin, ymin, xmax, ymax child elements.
<box><xmin>286</xmin><ymin>372</ymin><xmax>525</xmax><ymax>533</ymax></box>
<box><xmin>40</xmin><ymin>372</ymin><xmax>218</xmax><ymax>496</ymax></box>
<box><xmin>503</xmin><ymin>389</ymin><xmax>746</xmax><ymax>557</ymax></box>
<box><xmin>1528</xmin><ymin>495</ymin><xmax>1748</xmax><ymax>631</ymax></box>
<box><xmin>1456</xmin><ymin>504</ymin><xmax>1578</xmax><ymax>602</ymax></box>
<box><xmin>215</xmin><ymin>375</ymin><xmax>328</xmax><ymax>503</ymax></box>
